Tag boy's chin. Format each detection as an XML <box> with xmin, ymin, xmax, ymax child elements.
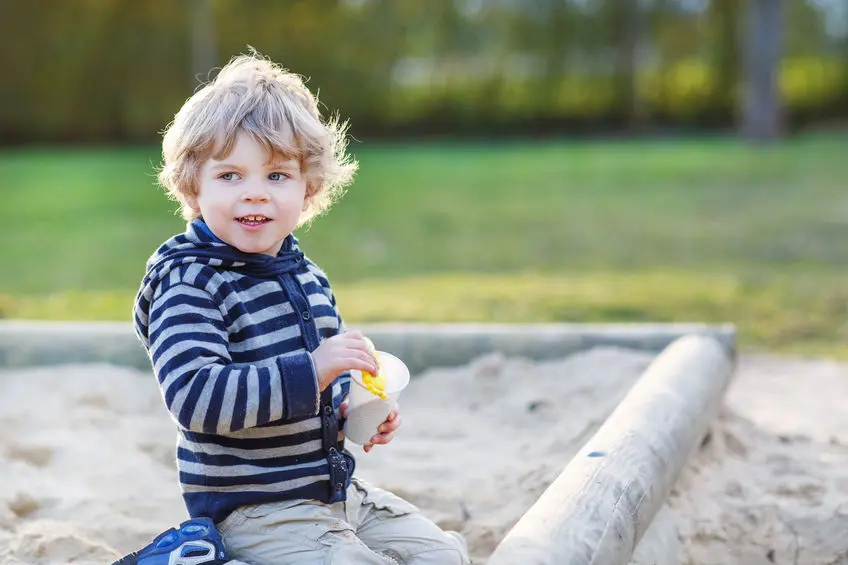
<box><xmin>233</xmin><ymin>239</ymin><xmax>284</xmax><ymax>256</ymax></box>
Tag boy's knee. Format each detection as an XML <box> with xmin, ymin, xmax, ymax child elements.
<box><xmin>445</xmin><ymin>530</ymin><xmax>470</xmax><ymax>563</ymax></box>
<box><xmin>396</xmin><ymin>548</ymin><xmax>468</xmax><ymax>565</ymax></box>
<box><xmin>385</xmin><ymin>531</ymin><xmax>470</xmax><ymax>565</ymax></box>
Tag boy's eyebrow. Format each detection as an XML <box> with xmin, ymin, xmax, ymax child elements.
<box><xmin>208</xmin><ymin>160</ymin><xmax>298</xmax><ymax>170</ymax></box>
<box><xmin>267</xmin><ymin>159</ymin><xmax>299</xmax><ymax>169</ymax></box>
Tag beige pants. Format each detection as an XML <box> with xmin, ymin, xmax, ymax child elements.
<box><xmin>216</xmin><ymin>477</ymin><xmax>470</xmax><ymax>564</ymax></box>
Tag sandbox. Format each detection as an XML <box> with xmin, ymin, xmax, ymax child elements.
<box><xmin>1</xmin><ymin>321</ymin><xmax>846</xmax><ymax>565</ymax></box>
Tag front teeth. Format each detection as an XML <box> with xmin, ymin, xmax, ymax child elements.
<box><xmin>241</xmin><ymin>215</ymin><xmax>265</xmax><ymax>221</ymax></box>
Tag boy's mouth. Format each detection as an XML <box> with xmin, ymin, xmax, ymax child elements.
<box><xmin>235</xmin><ymin>215</ymin><xmax>272</xmax><ymax>226</ymax></box>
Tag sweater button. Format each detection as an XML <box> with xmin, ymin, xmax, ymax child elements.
<box><xmin>301</xmin><ymin>311</ymin><xmax>311</xmax><ymax>320</ymax></box>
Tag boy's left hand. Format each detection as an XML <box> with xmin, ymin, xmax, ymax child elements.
<box><xmin>340</xmin><ymin>398</ymin><xmax>402</xmax><ymax>453</ymax></box>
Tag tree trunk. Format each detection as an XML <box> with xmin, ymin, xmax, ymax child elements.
<box><xmin>742</xmin><ymin>0</ymin><xmax>784</xmax><ymax>141</ymax></box>
<box><xmin>188</xmin><ymin>0</ymin><xmax>218</xmax><ymax>90</ymax></box>
<box><xmin>614</xmin><ymin>0</ymin><xmax>645</xmax><ymax>130</ymax></box>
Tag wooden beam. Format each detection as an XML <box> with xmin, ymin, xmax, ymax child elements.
<box><xmin>487</xmin><ymin>334</ymin><xmax>735</xmax><ymax>565</ymax></box>
<box><xmin>0</xmin><ymin>321</ymin><xmax>735</xmax><ymax>375</ymax></box>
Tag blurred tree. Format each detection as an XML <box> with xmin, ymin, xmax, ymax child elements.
<box><xmin>742</xmin><ymin>0</ymin><xmax>784</xmax><ymax>141</ymax></box>
<box><xmin>331</xmin><ymin>0</ymin><xmax>417</xmax><ymax>133</ymax></box>
<box><xmin>0</xmin><ymin>0</ymin><xmax>844</xmax><ymax>143</ymax></box>
<box><xmin>537</xmin><ymin>0</ymin><xmax>574</xmax><ymax>113</ymax></box>
<box><xmin>709</xmin><ymin>0</ymin><xmax>741</xmax><ymax>119</ymax></box>
<box><xmin>605</xmin><ymin>0</ymin><xmax>646</xmax><ymax>129</ymax></box>
<box><xmin>189</xmin><ymin>0</ymin><xmax>218</xmax><ymax>90</ymax></box>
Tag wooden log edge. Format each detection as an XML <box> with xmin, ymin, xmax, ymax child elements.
<box><xmin>0</xmin><ymin>321</ymin><xmax>735</xmax><ymax>375</ymax></box>
<box><xmin>486</xmin><ymin>333</ymin><xmax>735</xmax><ymax>565</ymax></box>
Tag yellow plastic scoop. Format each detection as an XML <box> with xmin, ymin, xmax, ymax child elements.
<box><xmin>361</xmin><ymin>337</ymin><xmax>387</xmax><ymax>399</ymax></box>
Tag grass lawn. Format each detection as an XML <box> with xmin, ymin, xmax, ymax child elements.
<box><xmin>1</xmin><ymin>133</ymin><xmax>846</xmax><ymax>356</ymax></box>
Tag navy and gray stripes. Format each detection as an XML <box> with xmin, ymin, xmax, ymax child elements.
<box><xmin>133</xmin><ymin>219</ymin><xmax>353</xmax><ymax>524</ymax></box>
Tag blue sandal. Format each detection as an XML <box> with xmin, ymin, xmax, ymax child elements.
<box><xmin>111</xmin><ymin>517</ymin><xmax>228</xmax><ymax>565</ymax></box>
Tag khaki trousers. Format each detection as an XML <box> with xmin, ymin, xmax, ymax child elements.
<box><xmin>217</xmin><ymin>477</ymin><xmax>470</xmax><ymax>564</ymax></box>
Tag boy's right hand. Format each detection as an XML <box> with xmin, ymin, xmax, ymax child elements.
<box><xmin>311</xmin><ymin>331</ymin><xmax>379</xmax><ymax>391</ymax></box>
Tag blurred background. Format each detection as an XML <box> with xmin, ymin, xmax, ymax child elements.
<box><xmin>0</xmin><ymin>0</ymin><xmax>846</xmax><ymax>355</ymax></box>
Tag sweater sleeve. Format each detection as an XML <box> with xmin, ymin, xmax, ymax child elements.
<box><xmin>147</xmin><ymin>282</ymin><xmax>320</xmax><ymax>434</ymax></box>
<box><xmin>307</xmin><ymin>263</ymin><xmax>345</xmax><ymax>333</ymax></box>
<box><xmin>328</xmin><ymin>292</ymin><xmax>351</xmax><ymax>396</ymax></box>
<box><xmin>309</xmin><ymin>263</ymin><xmax>351</xmax><ymax>395</ymax></box>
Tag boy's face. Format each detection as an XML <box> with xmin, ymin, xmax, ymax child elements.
<box><xmin>188</xmin><ymin>131</ymin><xmax>308</xmax><ymax>256</ymax></box>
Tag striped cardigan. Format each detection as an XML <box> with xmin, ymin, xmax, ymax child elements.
<box><xmin>133</xmin><ymin>219</ymin><xmax>353</xmax><ymax>524</ymax></box>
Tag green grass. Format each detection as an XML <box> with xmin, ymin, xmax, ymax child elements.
<box><xmin>2</xmin><ymin>134</ymin><xmax>847</xmax><ymax>356</ymax></box>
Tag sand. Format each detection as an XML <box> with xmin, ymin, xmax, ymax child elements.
<box><xmin>1</xmin><ymin>348</ymin><xmax>846</xmax><ymax>564</ymax></box>
<box><xmin>668</xmin><ymin>355</ymin><xmax>848</xmax><ymax>565</ymax></box>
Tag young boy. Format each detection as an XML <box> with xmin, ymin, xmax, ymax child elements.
<box><xmin>127</xmin><ymin>52</ymin><xmax>469</xmax><ymax>565</ymax></box>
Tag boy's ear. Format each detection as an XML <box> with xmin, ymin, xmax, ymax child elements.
<box><xmin>185</xmin><ymin>192</ymin><xmax>200</xmax><ymax>213</ymax></box>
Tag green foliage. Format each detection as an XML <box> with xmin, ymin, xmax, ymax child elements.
<box><xmin>637</xmin><ymin>56</ymin><xmax>847</xmax><ymax>121</ymax></box>
<box><xmin>1</xmin><ymin>1</ymin><xmax>845</xmax><ymax>142</ymax></box>
<box><xmin>364</xmin><ymin>55</ymin><xmax>848</xmax><ymax>132</ymax></box>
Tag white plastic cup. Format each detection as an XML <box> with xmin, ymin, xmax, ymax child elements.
<box><xmin>345</xmin><ymin>351</ymin><xmax>410</xmax><ymax>445</ymax></box>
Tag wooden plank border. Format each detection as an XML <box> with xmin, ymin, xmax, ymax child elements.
<box><xmin>0</xmin><ymin>321</ymin><xmax>735</xmax><ymax>375</ymax></box>
<box><xmin>486</xmin><ymin>334</ymin><xmax>735</xmax><ymax>565</ymax></box>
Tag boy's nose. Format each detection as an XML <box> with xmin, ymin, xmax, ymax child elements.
<box><xmin>241</xmin><ymin>182</ymin><xmax>270</xmax><ymax>202</ymax></box>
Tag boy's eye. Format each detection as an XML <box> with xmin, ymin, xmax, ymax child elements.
<box><xmin>219</xmin><ymin>172</ymin><xmax>239</xmax><ymax>181</ymax></box>
<box><xmin>269</xmin><ymin>172</ymin><xmax>289</xmax><ymax>181</ymax></box>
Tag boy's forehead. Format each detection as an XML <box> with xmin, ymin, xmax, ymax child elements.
<box><xmin>207</xmin><ymin>134</ymin><xmax>300</xmax><ymax>167</ymax></box>
<box><xmin>205</xmin><ymin>154</ymin><xmax>300</xmax><ymax>169</ymax></box>
<box><xmin>267</xmin><ymin>153</ymin><xmax>300</xmax><ymax>167</ymax></box>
